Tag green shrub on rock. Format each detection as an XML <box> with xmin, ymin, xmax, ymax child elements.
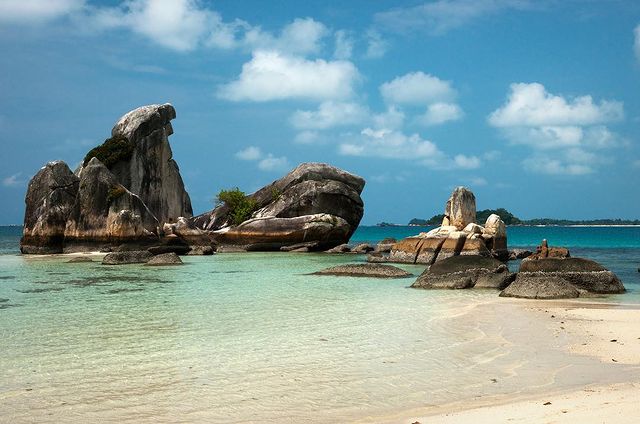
<box><xmin>83</xmin><ymin>136</ymin><xmax>135</xmax><ymax>168</ymax></box>
<box><xmin>216</xmin><ymin>188</ymin><xmax>258</xmax><ymax>226</ymax></box>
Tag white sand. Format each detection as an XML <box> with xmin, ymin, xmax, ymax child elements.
<box><xmin>394</xmin><ymin>301</ymin><xmax>640</xmax><ymax>424</ymax></box>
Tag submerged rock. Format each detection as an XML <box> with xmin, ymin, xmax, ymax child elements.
<box><xmin>412</xmin><ymin>255</ymin><xmax>514</xmax><ymax>290</ymax></box>
<box><xmin>102</xmin><ymin>250</ymin><xmax>153</xmax><ymax>265</ymax></box>
<box><xmin>193</xmin><ymin>163</ymin><xmax>365</xmax><ymax>250</ymax></box>
<box><xmin>21</xmin><ymin>161</ymin><xmax>79</xmax><ymax>254</ymax></box>
<box><xmin>66</xmin><ymin>256</ymin><xmax>93</xmax><ymax>263</ymax></box>
<box><xmin>145</xmin><ymin>252</ymin><xmax>183</xmax><ymax>266</ymax></box>
<box><xmin>312</xmin><ymin>263</ymin><xmax>412</xmax><ymax>278</ymax></box>
<box><xmin>500</xmin><ymin>275</ymin><xmax>580</xmax><ymax>299</ymax></box>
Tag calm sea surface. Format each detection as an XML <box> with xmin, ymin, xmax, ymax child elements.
<box><xmin>1</xmin><ymin>225</ymin><xmax>639</xmax><ymax>422</ymax></box>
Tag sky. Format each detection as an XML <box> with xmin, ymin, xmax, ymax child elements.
<box><xmin>1</xmin><ymin>0</ymin><xmax>640</xmax><ymax>225</ymax></box>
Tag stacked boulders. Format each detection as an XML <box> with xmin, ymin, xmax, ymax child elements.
<box><xmin>385</xmin><ymin>187</ymin><xmax>508</xmax><ymax>265</ymax></box>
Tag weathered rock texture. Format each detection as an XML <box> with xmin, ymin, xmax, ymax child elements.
<box><xmin>193</xmin><ymin>163</ymin><xmax>365</xmax><ymax>251</ymax></box>
<box><xmin>387</xmin><ymin>187</ymin><xmax>508</xmax><ymax>264</ymax></box>
<box><xmin>145</xmin><ymin>252</ymin><xmax>183</xmax><ymax>266</ymax></box>
<box><xmin>312</xmin><ymin>263</ymin><xmax>412</xmax><ymax>278</ymax></box>
<box><xmin>104</xmin><ymin>103</ymin><xmax>192</xmax><ymax>224</ymax></box>
<box><xmin>412</xmin><ymin>255</ymin><xmax>515</xmax><ymax>290</ymax></box>
<box><xmin>102</xmin><ymin>250</ymin><xmax>153</xmax><ymax>265</ymax></box>
<box><xmin>21</xmin><ymin>161</ymin><xmax>79</xmax><ymax>253</ymax></box>
<box><xmin>501</xmin><ymin>252</ymin><xmax>625</xmax><ymax>299</ymax></box>
<box><xmin>21</xmin><ymin>104</ymin><xmax>198</xmax><ymax>254</ymax></box>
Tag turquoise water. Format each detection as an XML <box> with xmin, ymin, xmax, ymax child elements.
<box><xmin>1</xmin><ymin>225</ymin><xmax>640</xmax><ymax>422</ymax></box>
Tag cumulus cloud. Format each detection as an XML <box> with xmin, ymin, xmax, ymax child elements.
<box><xmin>489</xmin><ymin>82</ymin><xmax>624</xmax><ymax>175</ymax></box>
<box><xmin>218</xmin><ymin>50</ymin><xmax>359</xmax><ymax>102</ymax></box>
<box><xmin>290</xmin><ymin>101</ymin><xmax>368</xmax><ymax>130</ymax></box>
<box><xmin>0</xmin><ymin>0</ymin><xmax>85</xmax><ymax>23</ymax></box>
<box><xmin>364</xmin><ymin>30</ymin><xmax>388</xmax><ymax>59</ymax></box>
<box><xmin>235</xmin><ymin>146</ymin><xmax>262</xmax><ymax>161</ymax></box>
<box><xmin>258</xmin><ymin>154</ymin><xmax>289</xmax><ymax>171</ymax></box>
<box><xmin>419</xmin><ymin>102</ymin><xmax>464</xmax><ymax>126</ymax></box>
<box><xmin>372</xmin><ymin>107</ymin><xmax>406</xmax><ymax>130</ymax></box>
<box><xmin>338</xmin><ymin>128</ymin><xmax>480</xmax><ymax>170</ymax></box>
<box><xmin>243</xmin><ymin>17</ymin><xmax>329</xmax><ymax>55</ymax></box>
<box><xmin>489</xmin><ymin>82</ymin><xmax>623</xmax><ymax>127</ymax></box>
<box><xmin>294</xmin><ymin>131</ymin><xmax>322</xmax><ymax>145</ymax></box>
<box><xmin>235</xmin><ymin>146</ymin><xmax>289</xmax><ymax>172</ymax></box>
<box><xmin>374</xmin><ymin>0</ymin><xmax>534</xmax><ymax>35</ymax></box>
<box><xmin>334</xmin><ymin>30</ymin><xmax>354</xmax><ymax>59</ymax></box>
<box><xmin>380</xmin><ymin>72</ymin><xmax>456</xmax><ymax>105</ymax></box>
<box><xmin>2</xmin><ymin>173</ymin><xmax>23</xmax><ymax>187</ymax></box>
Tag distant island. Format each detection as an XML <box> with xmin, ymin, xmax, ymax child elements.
<box><xmin>405</xmin><ymin>208</ymin><xmax>640</xmax><ymax>226</ymax></box>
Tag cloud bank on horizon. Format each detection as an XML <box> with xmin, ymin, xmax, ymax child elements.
<box><xmin>1</xmin><ymin>0</ymin><xmax>639</xmax><ymax>223</ymax></box>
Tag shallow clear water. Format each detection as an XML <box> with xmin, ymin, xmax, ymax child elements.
<box><xmin>1</xmin><ymin>226</ymin><xmax>640</xmax><ymax>422</ymax></box>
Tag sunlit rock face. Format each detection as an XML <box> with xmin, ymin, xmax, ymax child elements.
<box><xmin>192</xmin><ymin>162</ymin><xmax>365</xmax><ymax>251</ymax></box>
<box><xmin>387</xmin><ymin>187</ymin><xmax>509</xmax><ymax>264</ymax></box>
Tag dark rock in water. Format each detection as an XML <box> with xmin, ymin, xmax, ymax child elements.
<box><xmin>102</xmin><ymin>250</ymin><xmax>152</xmax><ymax>265</ymax></box>
<box><xmin>508</xmin><ymin>249</ymin><xmax>533</xmax><ymax>260</ymax></box>
<box><xmin>21</xmin><ymin>161</ymin><xmax>79</xmax><ymax>254</ymax></box>
<box><xmin>366</xmin><ymin>252</ymin><xmax>390</xmax><ymax>263</ymax></box>
<box><xmin>375</xmin><ymin>238</ymin><xmax>397</xmax><ymax>253</ymax></box>
<box><xmin>312</xmin><ymin>264</ymin><xmax>412</xmax><ymax>278</ymax></box>
<box><xmin>325</xmin><ymin>244</ymin><xmax>352</xmax><ymax>253</ymax></box>
<box><xmin>147</xmin><ymin>234</ymin><xmax>191</xmax><ymax>255</ymax></box>
<box><xmin>412</xmin><ymin>255</ymin><xmax>514</xmax><ymax>290</ymax></box>
<box><xmin>67</xmin><ymin>256</ymin><xmax>93</xmax><ymax>263</ymax></box>
<box><xmin>280</xmin><ymin>242</ymin><xmax>321</xmax><ymax>252</ymax></box>
<box><xmin>500</xmin><ymin>274</ymin><xmax>580</xmax><ymax>299</ymax></box>
<box><xmin>63</xmin><ymin>158</ymin><xmax>159</xmax><ymax>250</ymax></box>
<box><xmin>186</xmin><ymin>245</ymin><xmax>214</xmax><ymax>255</ymax></box>
<box><xmin>193</xmin><ymin>162</ymin><xmax>365</xmax><ymax>250</ymax></box>
<box><xmin>352</xmin><ymin>243</ymin><xmax>375</xmax><ymax>254</ymax></box>
<box><xmin>145</xmin><ymin>252</ymin><xmax>183</xmax><ymax>266</ymax></box>
<box><xmin>100</xmin><ymin>103</ymin><xmax>192</xmax><ymax>224</ymax></box>
<box><xmin>501</xmin><ymin>257</ymin><xmax>625</xmax><ymax>299</ymax></box>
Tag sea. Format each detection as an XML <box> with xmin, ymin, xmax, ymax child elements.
<box><xmin>1</xmin><ymin>225</ymin><xmax>639</xmax><ymax>423</ymax></box>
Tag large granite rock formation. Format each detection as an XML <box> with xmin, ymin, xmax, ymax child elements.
<box><xmin>501</xmin><ymin>248</ymin><xmax>625</xmax><ymax>299</ymax></box>
<box><xmin>21</xmin><ymin>161</ymin><xmax>80</xmax><ymax>254</ymax></box>
<box><xmin>411</xmin><ymin>255</ymin><xmax>514</xmax><ymax>290</ymax></box>
<box><xmin>21</xmin><ymin>104</ymin><xmax>197</xmax><ymax>254</ymax></box>
<box><xmin>63</xmin><ymin>158</ymin><xmax>159</xmax><ymax>251</ymax></box>
<box><xmin>384</xmin><ymin>187</ymin><xmax>508</xmax><ymax>264</ymax></box>
<box><xmin>193</xmin><ymin>163</ymin><xmax>365</xmax><ymax>251</ymax></box>
<box><xmin>81</xmin><ymin>103</ymin><xmax>192</xmax><ymax>224</ymax></box>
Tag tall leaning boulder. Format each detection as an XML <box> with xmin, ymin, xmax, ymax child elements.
<box><xmin>21</xmin><ymin>161</ymin><xmax>79</xmax><ymax>254</ymax></box>
<box><xmin>81</xmin><ymin>103</ymin><xmax>192</xmax><ymax>224</ymax></box>
<box><xmin>443</xmin><ymin>186</ymin><xmax>476</xmax><ymax>230</ymax></box>
<box><xmin>64</xmin><ymin>158</ymin><xmax>159</xmax><ymax>251</ymax></box>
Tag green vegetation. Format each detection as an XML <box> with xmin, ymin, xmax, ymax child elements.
<box><xmin>216</xmin><ymin>188</ymin><xmax>258</xmax><ymax>226</ymax></box>
<box><xmin>407</xmin><ymin>208</ymin><xmax>640</xmax><ymax>226</ymax></box>
<box><xmin>107</xmin><ymin>185</ymin><xmax>126</xmax><ymax>203</ymax></box>
<box><xmin>83</xmin><ymin>135</ymin><xmax>135</xmax><ymax>168</ymax></box>
<box><xmin>270</xmin><ymin>187</ymin><xmax>282</xmax><ymax>202</ymax></box>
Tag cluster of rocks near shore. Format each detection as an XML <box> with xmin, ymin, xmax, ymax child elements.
<box><xmin>20</xmin><ymin>104</ymin><xmax>365</xmax><ymax>256</ymax></box>
<box><xmin>20</xmin><ymin>103</ymin><xmax>626</xmax><ymax>300</ymax></box>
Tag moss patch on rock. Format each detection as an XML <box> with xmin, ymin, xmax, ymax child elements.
<box><xmin>83</xmin><ymin>135</ymin><xmax>135</xmax><ymax>168</ymax></box>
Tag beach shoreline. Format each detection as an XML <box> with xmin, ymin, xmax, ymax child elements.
<box><xmin>373</xmin><ymin>299</ymin><xmax>640</xmax><ymax>424</ymax></box>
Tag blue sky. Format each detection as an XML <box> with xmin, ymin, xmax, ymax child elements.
<box><xmin>1</xmin><ymin>0</ymin><xmax>640</xmax><ymax>225</ymax></box>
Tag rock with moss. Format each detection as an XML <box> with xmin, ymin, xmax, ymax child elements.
<box><xmin>193</xmin><ymin>163</ymin><xmax>365</xmax><ymax>250</ymax></box>
<box><xmin>21</xmin><ymin>161</ymin><xmax>80</xmax><ymax>254</ymax></box>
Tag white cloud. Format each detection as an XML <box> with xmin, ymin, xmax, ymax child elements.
<box><xmin>235</xmin><ymin>146</ymin><xmax>262</xmax><ymax>161</ymax></box>
<box><xmin>489</xmin><ymin>82</ymin><xmax>625</xmax><ymax>176</ymax></box>
<box><xmin>468</xmin><ymin>177</ymin><xmax>488</xmax><ymax>187</ymax></box>
<box><xmin>380</xmin><ymin>72</ymin><xmax>456</xmax><ymax>105</ymax></box>
<box><xmin>489</xmin><ymin>83</ymin><xmax>623</xmax><ymax>127</ymax></box>
<box><xmin>243</xmin><ymin>18</ymin><xmax>329</xmax><ymax>55</ymax></box>
<box><xmin>372</xmin><ymin>106</ymin><xmax>406</xmax><ymax>130</ymax></box>
<box><xmin>0</xmin><ymin>0</ymin><xmax>84</xmax><ymax>23</ymax></box>
<box><xmin>339</xmin><ymin>128</ymin><xmax>480</xmax><ymax>170</ymax></box>
<box><xmin>419</xmin><ymin>102</ymin><xmax>463</xmax><ymax>126</ymax></box>
<box><xmin>258</xmin><ymin>154</ymin><xmax>289</xmax><ymax>171</ymax></box>
<box><xmin>2</xmin><ymin>173</ymin><xmax>23</xmax><ymax>187</ymax></box>
<box><xmin>334</xmin><ymin>30</ymin><xmax>354</xmax><ymax>59</ymax></box>
<box><xmin>635</xmin><ymin>24</ymin><xmax>640</xmax><ymax>61</ymax></box>
<box><xmin>290</xmin><ymin>101</ymin><xmax>368</xmax><ymax>130</ymax></box>
<box><xmin>374</xmin><ymin>0</ymin><xmax>534</xmax><ymax>35</ymax></box>
<box><xmin>365</xmin><ymin>30</ymin><xmax>388</xmax><ymax>59</ymax></box>
<box><xmin>294</xmin><ymin>131</ymin><xmax>322</xmax><ymax>145</ymax></box>
<box><xmin>217</xmin><ymin>50</ymin><xmax>360</xmax><ymax>102</ymax></box>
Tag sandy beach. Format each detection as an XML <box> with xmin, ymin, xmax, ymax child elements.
<box><xmin>391</xmin><ymin>300</ymin><xmax>640</xmax><ymax>424</ymax></box>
